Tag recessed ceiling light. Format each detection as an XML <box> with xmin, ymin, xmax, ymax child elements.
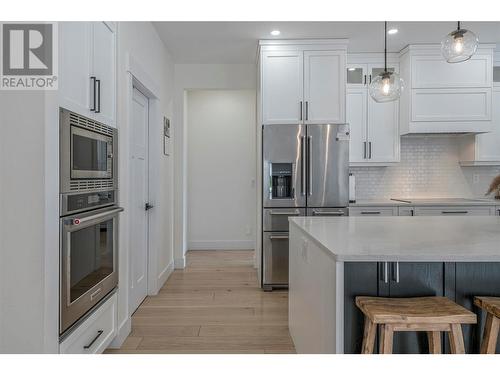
<box><xmin>387</xmin><ymin>28</ymin><xmax>398</xmax><ymax>35</ymax></box>
<box><xmin>270</xmin><ymin>30</ymin><xmax>281</xmax><ymax>36</ymax></box>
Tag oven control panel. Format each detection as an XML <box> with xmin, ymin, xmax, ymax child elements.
<box><xmin>62</xmin><ymin>190</ymin><xmax>116</xmax><ymax>216</ymax></box>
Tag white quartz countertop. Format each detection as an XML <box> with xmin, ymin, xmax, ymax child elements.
<box><xmin>289</xmin><ymin>216</ymin><xmax>500</xmax><ymax>262</ymax></box>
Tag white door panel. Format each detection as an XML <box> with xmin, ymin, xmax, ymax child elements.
<box><xmin>130</xmin><ymin>88</ymin><xmax>149</xmax><ymax>313</ymax></box>
<box><xmin>304</xmin><ymin>51</ymin><xmax>345</xmax><ymax>124</ymax></box>
<box><xmin>347</xmin><ymin>89</ymin><xmax>368</xmax><ymax>163</ymax></box>
<box><xmin>261</xmin><ymin>51</ymin><xmax>303</xmax><ymax>124</ymax></box>
<box><xmin>367</xmin><ymin>94</ymin><xmax>399</xmax><ymax>162</ymax></box>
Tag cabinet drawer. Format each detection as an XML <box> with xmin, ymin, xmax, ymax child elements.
<box><xmin>263</xmin><ymin>208</ymin><xmax>305</xmax><ymax>231</ymax></box>
<box><xmin>349</xmin><ymin>206</ymin><xmax>397</xmax><ymax>216</ymax></box>
<box><xmin>414</xmin><ymin>206</ymin><xmax>495</xmax><ymax>216</ymax></box>
<box><xmin>60</xmin><ymin>293</ymin><xmax>117</xmax><ymax>354</ymax></box>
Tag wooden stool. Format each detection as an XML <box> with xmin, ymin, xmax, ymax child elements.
<box><xmin>474</xmin><ymin>296</ymin><xmax>500</xmax><ymax>354</ymax></box>
<box><xmin>356</xmin><ymin>296</ymin><xmax>477</xmax><ymax>354</ymax></box>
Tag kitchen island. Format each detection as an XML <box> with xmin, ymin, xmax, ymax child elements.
<box><xmin>288</xmin><ymin>216</ymin><xmax>500</xmax><ymax>354</ymax></box>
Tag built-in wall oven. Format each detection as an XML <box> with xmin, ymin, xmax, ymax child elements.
<box><xmin>59</xmin><ymin>108</ymin><xmax>121</xmax><ymax>335</ymax></box>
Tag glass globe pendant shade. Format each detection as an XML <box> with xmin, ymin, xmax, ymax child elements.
<box><xmin>441</xmin><ymin>27</ymin><xmax>478</xmax><ymax>63</ymax></box>
<box><xmin>368</xmin><ymin>71</ymin><xmax>404</xmax><ymax>103</ymax></box>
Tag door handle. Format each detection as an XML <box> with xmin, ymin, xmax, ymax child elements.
<box><xmin>145</xmin><ymin>203</ymin><xmax>154</xmax><ymax>211</ymax></box>
<box><xmin>95</xmin><ymin>79</ymin><xmax>101</xmax><ymax>113</ymax></box>
<box><xmin>364</xmin><ymin>74</ymin><xmax>367</xmax><ymax>85</ymax></box>
<box><xmin>312</xmin><ymin>210</ymin><xmax>345</xmax><ymax>216</ymax></box>
<box><xmin>300</xmin><ymin>135</ymin><xmax>306</xmax><ymax>195</ymax></box>
<box><xmin>363</xmin><ymin>141</ymin><xmax>367</xmax><ymax>159</ymax></box>
<box><xmin>269</xmin><ymin>234</ymin><xmax>289</xmax><ymax>240</ymax></box>
<box><xmin>269</xmin><ymin>210</ymin><xmax>300</xmax><ymax>216</ymax></box>
<box><xmin>83</xmin><ymin>330</ymin><xmax>104</xmax><ymax>350</ymax></box>
<box><xmin>368</xmin><ymin>141</ymin><xmax>372</xmax><ymax>159</ymax></box>
<box><xmin>307</xmin><ymin>135</ymin><xmax>312</xmax><ymax>196</ymax></box>
<box><xmin>299</xmin><ymin>101</ymin><xmax>303</xmax><ymax>122</ymax></box>
<box><xmin>392</xmin><ymin>262</ymin><xmax>400</xmax><ymax>283</ymax></box>
<box><xmin>305</xmin><ymin>101</ymin><xmax>309</xmax><ymax>121</ymax></box>
<box><xmin>90</xmin><ymin>76</ymin><xmax>96</xmax><ymax>111</ymax></box>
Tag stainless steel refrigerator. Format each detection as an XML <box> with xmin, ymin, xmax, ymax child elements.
<box><xmin>262</xmin><ymin>124</ymin><xmax>349</xmax><ymax>291</ymax></box>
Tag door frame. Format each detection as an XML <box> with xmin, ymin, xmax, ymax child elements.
<box><xmin>124</xmin><ymin>55</ymin><xmax>163</xmax><ymax>302</ymax></box>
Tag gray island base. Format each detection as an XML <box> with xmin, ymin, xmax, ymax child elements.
<box><xmin>288</xmin><ymin>216</ymin><xmax>500</xmax><ymax>354</ymax></box>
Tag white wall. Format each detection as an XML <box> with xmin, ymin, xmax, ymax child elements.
<box><xmin>112</xmin><ymin>21</ymin><xmax>175</xmax><ymax>347</ymax></box>
<box><xmin>186</xmin><ymin>90</ymin><xmax>256</xmax><ymax>250</ymax></box>
<box><xmin>173</xmin><ymin>64</ymin><xmax>257</xmax><ymax>264</ymax></box>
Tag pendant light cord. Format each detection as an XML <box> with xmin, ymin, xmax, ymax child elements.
<box><xmin>384</xmin><ymin>21</ymin><xmax>387</xmax><ymax>72</ymax></box>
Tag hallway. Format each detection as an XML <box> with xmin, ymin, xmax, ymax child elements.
<box><xmin>106</xmin><ymin>251</ymin><xmax>296</xmax><ymax>353</ymax></box>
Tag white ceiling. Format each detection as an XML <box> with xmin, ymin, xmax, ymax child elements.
<box><xmin>153</xmin><ymin>21</ymin><xmax>500</xmax><ymax>63</ymax></box>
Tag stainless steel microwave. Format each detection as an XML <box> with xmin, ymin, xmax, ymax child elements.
<box><xmin>60</xmin><ymin>108</ymin><xmax>117</xmax><ymax>195</ymax></box>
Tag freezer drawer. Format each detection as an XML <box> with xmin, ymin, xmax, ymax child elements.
<box><xmin>307</xmin><ymin>207</ymin><xmax>348</xmax><ymax>217</ymax></box>
<box><xmin>263</xmin><ymin>232</ymin><xmax>289</xmax><ymax>287</ymax></box>
<box><xmin>263</xmin><ymin>208</ymin><xmax>306</xmax><ymax>231</ymax></box>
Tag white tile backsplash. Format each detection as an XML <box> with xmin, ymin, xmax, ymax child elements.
<box><xmin>351</xmin><ymin>136</ymin><xmax>500</xmax><ymax>200</ymax></box>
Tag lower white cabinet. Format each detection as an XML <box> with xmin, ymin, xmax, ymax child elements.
<box><xmin>413</xmin><ymin>206</ymin><xmax>495</xmax><ymax>216</ymax></box>
<box><xmin>349</xmin><ymin>206</ymin><xmax>397</xmax><ymax>216</ymax></box>
<box><xmin>60</xmin><ymin>293</ymin><xmax>117</xmax><ymax>354</ymax></box>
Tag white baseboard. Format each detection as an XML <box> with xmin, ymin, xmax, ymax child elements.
<box><xmin>108</xmin><ymin>317</ymin><xmax>131</xmax><ymax>349</ymax></box>
<box><xmin>174</xmin><ymin>256</ymin><xmax>186</xmax><ymax>269</ymax></box>
<box><xmin>188</xmin><ymin>240</ymin><xmax>255</xmax><ymax>251</ymax></box>
<box><xmin>156</xmin><ymin>260</ymin><xmax>174</xmax><ymax>292</ymax></box>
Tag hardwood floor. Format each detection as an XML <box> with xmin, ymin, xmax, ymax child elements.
<box><xmin>105</xmin><ymin>250</ymin><xmax>296</xmax><ymax>354</ymax></box>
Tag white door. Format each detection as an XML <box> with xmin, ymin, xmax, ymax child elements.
<box><xmin>476</xmin><ymin>89</ymin><xmax>500</xmax><ymax>161</ymax></box>
<box><xmin>58</xmin><ymin>22</ymin><xmax>92</xmax><ymax>116</ymax></box>
<box><xmin>304</xmin><ymin>51</ymin><xmax>346</xmax><ymax>124</ymax></box>
<box><xmin>261</xmin><ymin>50</ymin><xmax>303</xmax><ymax>125</ymax></box>
<box><xmin>346</xmin><ymin>88</ymin><xmax>368</xmax><ymax>163</ymax></box>
<box><xmin>367</xmin><ymin>92</ymin><xmax>400</xmax><ymax>162</ymax></box>
<box><xmin>130</xmin><ymin>88</ymin><xmax>149</xmax><ymax>313</ymax></box>
<box><xmin>92</xmin><ymin>22</ymin><xmax>116</xmax><ymax>126</ymax></box>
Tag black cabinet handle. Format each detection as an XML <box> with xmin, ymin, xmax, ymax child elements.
<box><xmin>83</xmin><ymin>330</ymin><xmax>104</xmax><ymax>349</ymax></box>
<box><xmin>391</xmin><ymin>262</ymin><xmax>400</xmax><ymax>283</ymax></box>
<box><xmin>441</xmin><ymin>211</ymin><xmax>468</xmax><ymax>215</ymax></box>
<box><xmin>364</xmin><ymin>74</ymin><xmax>367</xmax><ymax>85</ymax></box>
<box><xmin>95</xmin><ymin>79</ymin><xmax>101</xmax><ymax>113</ymax></box>
<box><xmin>299</xmin><ymin>101</ymin><xmax>303</xmax><ymax>121</ymax></box>
<box><xmin>305</xmin><ymin>101</ymin><xmax>309</xmax><ymax>121</ymax></box>
<box><xmin>361</xmin><ymin>211</ymin><xmax>381</xmax><ymax>215</ymax></box>
<box><xmin>90</xmin><ymin>76</ymin><xmax>96</xmax><ymax>112</ymax></box>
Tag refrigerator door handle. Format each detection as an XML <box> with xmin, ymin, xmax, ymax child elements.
<box><xmin>307</xmin><ymin>135</ymin><xmax>312</xmax><ymax>196</ymax></box>
<box><xmin>300</xmin><ymin>135</ymin><xmax>306</xmax><ymax>195</ymax></box>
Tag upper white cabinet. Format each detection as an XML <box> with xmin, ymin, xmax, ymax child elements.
<box><xmin>259</xmin><ymin>39</ymin><xmax>347</xmax><ymax>125</ymax></box>
<box><xmin>261</xmin><ymin>50</ymin><xmax>303</xmax><ymax>124</ymax></box>
<box><xmin>347</xmin><ymin>54</ymin><xmax>400</xmax><ymax>165</ymax></box>
<box><xmin>59</xmin><ymin>22</ymin><xmax>116</xmax><ymax>127</ymax></box>
<box><xmin>399</xmin><ymin>44</ymin><xmax>495</xmax><ymax>135</ymax></box>
<box><xmin>304</xmin><ymin>51</ymin><xmax>345</xmax><ymax>124</ymax></box>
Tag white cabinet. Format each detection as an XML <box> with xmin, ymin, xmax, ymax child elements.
<box><xmin>413</xmin><ymin>206</ymin><xmax>495</xmax><ymax>216</ymax></box>
<box><xmin>304</xmin><ymin>51</ymin><xmax>345</xmax><ymax>124</ymax></box>
<box><xmin>261</xmin><ymin>50</ymin><xmax>303</xmax><ymax>124</ymax></box>
<box><xmin>399</xmin><ymin>44</ymin><xmax>495</xmax><ymax>134</ymax></box>
<box><xmin>459</xmin><ymin>88</ymin><xmax>500</xmax><ymax>166</ymax></box>
<box><xmin>346</xmin><ymin>56</ymin><xmax>400</xmax><ymax>165</ymax></box>
<box><xmin>260</xmin><ymin>40</ymin><xmax>347</xmax><ymax>125</ymax></box>
<box><xmin>349</xmin><ymin>206</ymin><xmax>397</xmax><ymax>216</ymax></box>
<box><xmin>60</xmin><ymin>293</ymin><xmax>117</xmax><ymax>354</ymax></box>
<box><xmin>59</xmin><ymin>22</ymin><xmax>116</xmax><ymax>127</ymax></box>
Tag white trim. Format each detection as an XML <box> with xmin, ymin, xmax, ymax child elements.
<box><xmin>154</xmin><ymin>260</ymin><xmax>174</xmax><ymax>294</ymax></box>
<box><xmin>107</xmin><ymin>316</ymin><xmax>131</xmax><ymax>349</ymax></box>
<box><xmin>174</xmin><ymin>257</ymin><xmax>186</xmax><ymax>269</ymax></box>
<box><xmin>188</xmin><ymin>240</ymin><xmax>255</xmax><ymax>251</ymax></box>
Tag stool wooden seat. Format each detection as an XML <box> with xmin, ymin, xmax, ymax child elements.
<box><xmin>474</xmin><ymin>296</ymin><xmax>500</xmax><ymax>354</ymax></box>
<box><xmin>356</xmin><ymin>296</ymin><xmax>477</xmax><ymax>354</ymax></box>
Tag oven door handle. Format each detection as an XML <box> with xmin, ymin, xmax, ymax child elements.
<box><xmin>67</xmin><ymin>207</ymin><xmax>124</xmax><ymax>228</ymax></box>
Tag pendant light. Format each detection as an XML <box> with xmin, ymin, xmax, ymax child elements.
<box><xmin>441</xmin><ymin>21</ymin><xmax>478</xmax><ymax>63</ymax></box>
<box><xmin>368</xmin><ymin>21</ymin><xmax>404</xmax><ymax>103</ymax></box>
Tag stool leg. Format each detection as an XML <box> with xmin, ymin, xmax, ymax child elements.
<box><xmin>448</xmin><ymin>324</ymin><xmax>466</xmax><ymax>354</ymax></box>
<box><xmin>379</xmin><ymin>324</ymin><xmax>394</xmax><ymax>354</ymax></box>
<box><xmin>480</xmin><ymin>313</ymin><xmax>500</xmax><ymax>354</ymax></box>
<box><xmin>427</xmin><ymin>331</ymin><xmax>441</xmax><ymax>354</ymax></box>
<box><xmin>361</xmin><ymin>317</ymin><xmax>376</xmax><ymax>354</ymax></box>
